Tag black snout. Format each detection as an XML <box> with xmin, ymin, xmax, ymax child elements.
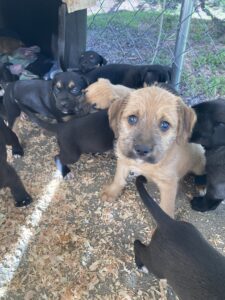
<box><xmin>134</xmin><ymin>144</ymin><xmax>152</xmax><ymax>157</ymax></box>
<box><xmin>61</xmin><ymin>101</ymin><xmax>69</xmax><ymax>109</ymax></box>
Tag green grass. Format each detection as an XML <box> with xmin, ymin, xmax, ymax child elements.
<box><xmin>193</xmin><ymin>51</ymin><xmax>225</xmax><ymax>69</ymax></box>
<box><xmin>183</xmin><ymin>73</ymin><xmax>225</xmax><ymax>98</ymax></box>
<box><xmin>87</xmin><ymin>8</ymin><xmax>225</xmax><ymax>98</ymax></box>
<box><xmin>189</xmin><ymin>22</ymin><xmax>208</xmax><ymax>42</ymax></box>
<box><xmin>87</xmin><ymin>10</ymin><xmax>179</xmax><ymax>30</ymax></box>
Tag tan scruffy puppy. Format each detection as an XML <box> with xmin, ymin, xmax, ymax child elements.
<box><xmin>103</xmin><ymin>85</ymin><xmax>206</xmax><ymax>217</ymax></box>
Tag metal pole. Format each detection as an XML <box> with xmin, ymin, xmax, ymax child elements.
<box><xmin>171</xmin><ymin>0</ymin><xmax>194</xmax><ymax>91</ymax></box>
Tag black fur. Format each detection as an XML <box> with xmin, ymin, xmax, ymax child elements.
<box><xmin>0</xmin><ymin>116</ymin><xmax>32</xmax><ymax>206</ymax></box>
<box><xmin>134</xmin><ymin>176</ymin><xmax>225</xmax><ymax>300</ymax></box>
<box><xmin>85</xmin><ymin>63</ymin><xmax>172</xmax><ymax>88</ymax></box>
<box><xmin>78</xmin><ymin>50</ymin><xmax>107</xmax><ymax>74</ymax></box>
<box><xmin>3</xmin><ymin>71</ymin><xmax>90</xmax><ymax>129</ymax></box>
<box><xmin>190</xmin><ymin>99</ymin><xmax>225</xmax><ymax>211</ymax></box>
<box><xmin>21</xmin><ymin>108</ymin><xmax>114</xmax><ymax>177</ymax></box>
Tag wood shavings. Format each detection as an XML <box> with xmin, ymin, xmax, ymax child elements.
<box><xmin>0</xmin><ymin>114</ymin><xmax>224</xmax><ymax>300</ymax></box>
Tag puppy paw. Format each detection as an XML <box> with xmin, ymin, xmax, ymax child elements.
<box><xmin>191</xmin><ymin>196</ymin><xmax>205</xmax><ymax>212</ymax></box>
<box><xmin>198</xmin><ymin>187</ymin><xmax>207</xmax><ymax>196</ymax></box>
<box><xmin>64</xmin><ymin>172</ymin><xmax>74</xmax><ymax>181</ymax></box>
<box><xmin>101</xmin><ymin>185</ymin><xmax>120</xmax><ymax>202</ymax></box>
<box><xmin>15</xmin><ymin>195</ymin><xmax>32</xmax><ymax>207</ymax></box>
<box><xmin>191</xmin><ymin>196</ymin><xmax>222</xmax><ymax>212</ymax></box>
<box><xmin>20</xmin><ymin>112</ymin><xmax>28</xmax><ymax>121</ymax></box>
<box><xmin>138</xmin><ymin>266</ymin><xmax>149</xmax><ymax>274</ymax></box>
<box><xmin>12</xmin><ymin>146</ymin><xmax>24</xmax><ymax>157</ymax></box>
<box><xmin>194</xmin><ymin>174</ymin><xmax>207</xmax><ymax>196</ymax></box>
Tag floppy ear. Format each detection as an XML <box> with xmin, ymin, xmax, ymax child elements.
<box><xmin>81</xmin><ymin>75</ymin><xmax>89</xmax><ymax>87</ymax></box>
<box><xmin>100</xmin><ymin>55</ymin><xmax>107</xmax><ymax>66</ymax></box>
<box><xmin>141</xmin><ymin>68</ymin><xmax>157</xmax><ymax>86</ymax></box>
<box><xmin>108</xmin><ymin>99</ymin><xmax>126</xmax><ymax>138</ymax></box>
<box><xmin>177</xmin><ymin>99</ymin><xmax>197</xmax><ymax>144</ymax></box>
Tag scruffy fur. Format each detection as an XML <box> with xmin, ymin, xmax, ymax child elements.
<box><xmin>134</xmin><ymin>176</ymin><xmax>225</xmax><ymax>300</ymax></box>
<box><xmin>102</xmin><ymin>85</ymin><xmax>205</xmax><ymax>217</ymax></box>
<box><xmin>85</xmin><ymin>78</ymin><xmax>133</xmax><ymax>109</ymax></box>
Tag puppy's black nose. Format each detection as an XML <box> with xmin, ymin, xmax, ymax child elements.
<box><xmin>61</xmin><ymin>101</ymin><xmax>68</xmax><ymax>108</ymax></box>
<box><xmin>134</xmin><ymin>144</ymin><xmax>152</xmax><ymax>157</ymax></box>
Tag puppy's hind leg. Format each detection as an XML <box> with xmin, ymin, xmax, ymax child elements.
<box><xmin>191</xmin><ymin>195</ymin><xmax>223</xmax><ymax>212</ymax></box>
<box><xmin>194</xmin><ymin>174</ymin><xmax>207</xmax><ymax>196</ymax></box>
<box><xmin>192</xmin><ymin>160</ymin><xmax>223</xmax><ymax>212</ymax></box>
<box><xmin>5</xmin><ymin>102</ymin><xmax>21</xmax><ymax>129</ymax></box>
<box><xmin>134</xmin><ymin>240</ymin><xmax>149</xmax><ymax>274</ymax></box>
<box><xmin>55</xmin><ymin>147</ymin><xmax>81</xmax><ymax>179</ymax></box>
<box><xmin>2</xmin><ymin>121</ymin><xmax>24</xmax><ymax>157</ymax></box>
<box><xmin>55</xmin><ymin>155</ymin><xmax>71</xmax><ymax>179</ymax></box>
<box><xmin>4</xmin><ymin>163</ymin><xmax>32</xmax><ymax>207</ymax></box>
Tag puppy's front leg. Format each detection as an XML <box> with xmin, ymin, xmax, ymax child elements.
<box><xmin>158</xmin><ymin>180</ymin><xmax>178</xmax><ymax>218</ymax></box>
<box><xmin>102</xmin><ymin>159</ymin><xmax>130</xmax><ymax>201</ymax></box>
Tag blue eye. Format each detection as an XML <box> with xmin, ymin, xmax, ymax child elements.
<box><xmin>128</xmin><ymin>115</ymin><xmax>138</xmax><ymax>125</ymax></box>
<box><xmin>160</xmin><ymin>121</ymin><xmax>170</xmax><ymax>131</ymax></box>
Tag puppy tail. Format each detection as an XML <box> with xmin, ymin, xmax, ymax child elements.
<box><xmin>17</xmin><ymin>103</ymin><xmax>57</xmax><ymax>133</ymax></box>
<box><xmin>136</xmin><ymin>176</ymin><xmax>172</xmax><ymax>227</ymax></box>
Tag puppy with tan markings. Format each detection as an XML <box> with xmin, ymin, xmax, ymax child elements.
<box><xmin>102</xmin><ymin>85</ymin><xmax>205</xmax><ymax>217</ymax></box>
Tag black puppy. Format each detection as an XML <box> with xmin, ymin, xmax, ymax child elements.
<box><xmin>78</xmin><ymin>50</ymin><xmax>107</xmax><ymax>74</ymax></box>
<box><xmin>3</xmin><ymin>71</ymin><xmax>90</xmax><ymax>129</ymax></box>
<box><xmin>134</xmin><ymin>176</ymin><xmax>225</xmax><ymax>300</ymax></box>
<box><xmin>0</xmin><ymin>116</ymin><xmax>32</xmax><ymax>207</ymax></box>
<box><xmin>0</xmin><ymin>62</ymin><xmax>18</xmax><ymax>98</ymax></box>
<box><xmin>190</xmin><ymin>98</ymin><xmax>225</xmax><ymax>211</ymax></box>
<box><xmin>22</xmin><ymin>108</ymin><xmax>114</xmax><ymax>178</ymax></box>
<box><xmin>85</xmin><ymin>63</ymin><xmax>172</xmax><ymax>88</ymax></box>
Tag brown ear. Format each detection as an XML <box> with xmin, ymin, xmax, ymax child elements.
<box><xmin>108</xmin><ymin>99</ymin><xmax>127</xmax><ymax>138</ymax></box>
<box><xmin>177</xmin><ymin>99</ymin><xmax>196</xmax><ymax>144</ymax></box>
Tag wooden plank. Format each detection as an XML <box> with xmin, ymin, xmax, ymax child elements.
<box><xmin>63</xmin><ymin>0</ymin><xmax>96</xmax><ymax>13</ymax></box>
<box><xmin>63</xmin><ymin>9</ymin><xmax>87</xmax><ymax>68</ymax></box>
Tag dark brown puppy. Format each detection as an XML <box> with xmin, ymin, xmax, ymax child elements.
<box><xmin>0</xmin><ymin>116</ymin><xmax>32</xmax><ymax>207</ymax></box>
<box><xmin>78</xmin><ymin>50</ymin><xmax>107</xmax><ymax>74</ymax></box>
<box><xmin>190</xmin><ymin>98</ymin><xmax>225</xmax><ymax>211</ymax></box>
<box><xmin>85</xmin><ymin>63</ymin><xmax>172</xmax><ymax>88</ymax></box>
<box><xmin>134</xmin><ymin>176</ymin><xmax>225</xmax><ymax>300</ymax></box>
<box><xmin>3</xmin><ymin>71</ymin><xmax>90</xmax><ymax>129</ymax></box>
<box><xmin>21</xmin><ymin>108</ymin><xmax>114</xmax><ymax>178</ymax></box>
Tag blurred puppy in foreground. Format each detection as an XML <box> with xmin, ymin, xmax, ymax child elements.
<box><xmin>134</xmin><ymin>176</ymin><xmax>225</xmax><ymax>300</ymax></box>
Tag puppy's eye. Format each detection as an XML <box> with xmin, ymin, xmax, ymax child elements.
<box><xmin>128</xmin><ymin>115</ymin><xmax>138</xmax><ymax>125</ymax></box>
<box><xmin>71</xmin><ymin>87</ymin><xmax>79</xmax><ymax>94</ymax></box>
<box><xmin>215</xmin><ymin>121</ymin><xmax>225</xmax><ymax>127</ymax></box>
<box><xmin>54</xmin><ymin>87</ymin><xmax>61</xmax><ymax>94</ymax></box>
<box><xmin>90</xmin><ymin>54</ymin><xmax>94</xmax><ymax>58</ymax></box>
<box><xmin>160</xmin><ymin>121</ymin><xmax>170</xmax><ymax>132</ymax></box>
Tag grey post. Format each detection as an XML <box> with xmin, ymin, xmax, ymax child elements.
<box><xmin>171</xmin><ymin>0</ymin><xmax>195</xmax><ymax>91</ymax></box>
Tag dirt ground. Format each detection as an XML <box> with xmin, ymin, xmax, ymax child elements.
<box><xmin>0</xmin><ymin>111</ymin><xmax>225</xmax><ymax>300</ymax></box>
<box><xmin>1</xmin><ymin>2</ymin><xmax>225</xmax><ymax>300</ymax></box>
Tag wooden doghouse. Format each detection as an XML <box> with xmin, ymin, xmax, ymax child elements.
<box><xmin>0</xmin><ymin>0</ymin><xmax>96</xmax><ymax>68</ymax></box>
